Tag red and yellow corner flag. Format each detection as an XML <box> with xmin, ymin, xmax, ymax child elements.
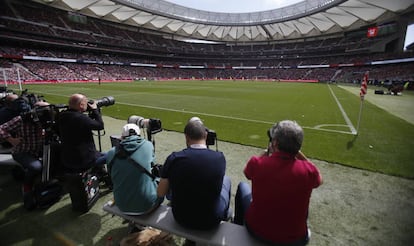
<box><xmin>360</xmin><ymin>72</ymin><xmax>368</xmax><ymax>100</ymax></box>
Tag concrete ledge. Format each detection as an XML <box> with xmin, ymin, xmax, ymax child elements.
<box><xmin>0</xmin><ymin>154</ymin><xmax>20</xmax><ymax>166</ymax></box>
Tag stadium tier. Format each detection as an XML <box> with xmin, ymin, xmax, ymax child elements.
<box><xmin>0</xmin><ymin>0</ymin><xmax>413</xmax><ymax>85</ymax></box>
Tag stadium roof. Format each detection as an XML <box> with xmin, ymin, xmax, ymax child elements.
<box><xmin>34</xmin><ymin>0</ymin><xmax>414</xmax><ymax>43</ymax></box>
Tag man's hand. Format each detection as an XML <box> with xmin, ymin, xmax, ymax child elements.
<box><xmin>7</xmin><ymin>137</ymin><xmax>21</xmax><ymax>147</ymax></box>
<box><xmin>88</xmin><ymin>101</ymin><xmax>98</xmax><ymax>110</ymax></box>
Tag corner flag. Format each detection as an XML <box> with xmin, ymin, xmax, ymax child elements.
<box><xmin>356</xmin><ymin>71</ymin><xmax>369</xmax><ymax>134</ymax></box>
<box><xmin>360</xmin><ymin>72</ymin><xmax>368</xmax><ymax>100</ymax></box>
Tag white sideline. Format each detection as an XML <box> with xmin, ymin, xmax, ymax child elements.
<box><xmin>327</xmin><ymin>84</ymin><xmax>357</xmax><ymax>134</ymax></box>
<box><xmin>103</xmin><ymin>203</ymin><xmax>268</xmax><ymax>246</ymax></box>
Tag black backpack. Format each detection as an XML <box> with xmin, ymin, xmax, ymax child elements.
<box><xmin>34</xmin><ymin>180</ymin><xmax>63</xmax><ymax>209</ymax></box>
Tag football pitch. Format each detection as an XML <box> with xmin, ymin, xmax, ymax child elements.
<box><xmin>13</xmin><ymin>80</ymin><xmax>414</xmax><ymax>178</ymax></box>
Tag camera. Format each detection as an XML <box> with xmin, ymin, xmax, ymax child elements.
<box><xmin>88</xmin><ymin>96</ymin><xmax>115</xmax><ymax>108</ymax></box>
<box><xmin>206</xmin><ymin>129</ymin><xmax>217</xmax><ymax>146</ymax></box>
<box><xmin>128</xmin><ymin>115</ymin><xmax>162</xmax><ymax>135</ymax></box>
<box><xmin>22</xmin><ymin>104</ymin><xmax>55</xmax><ymax>127</ymax></box>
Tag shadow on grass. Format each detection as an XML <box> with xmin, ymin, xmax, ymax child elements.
<box><xmin>346</xmin><ymin>135</ymin><xmax>358</xmax><ymax>150</ymax></box>
<box><xmin>0</xmin><ymin>165</ymin><xmax>123</xmax><ymax>245</ymax></box>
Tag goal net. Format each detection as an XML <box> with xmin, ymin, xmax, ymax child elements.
<box><xmin>0</xmin><ymin>67</ymin><xmax>23</xmax><ymax>92</ymax></box>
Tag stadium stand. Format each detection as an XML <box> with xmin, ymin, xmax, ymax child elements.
<box><xmin>0</xmin><ymin>0</ymin><xmax>413</xmax><ymax>85</ymax></box>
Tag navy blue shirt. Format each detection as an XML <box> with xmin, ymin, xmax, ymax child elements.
<box><xmin>161</xmin><ymin>147</ymin><xmax>226</xmax><ymax>229</ymax></box>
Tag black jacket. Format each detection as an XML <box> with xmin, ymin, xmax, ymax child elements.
<box><xmin>58</xmin><ymin>108</ymin><xmax>104</xmax><ymax>171</ymax></box>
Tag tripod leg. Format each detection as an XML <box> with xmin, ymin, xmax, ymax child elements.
<box><xmin>42</xmin><ymin>144</ymin><xmax>50</xmax><ymax>182</ymax></box>
<box><xmin>97</xmin><ymin>130</ymin><xmax>102</xmax><ymax>153</ymax></box>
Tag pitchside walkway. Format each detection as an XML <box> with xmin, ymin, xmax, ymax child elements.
<box><xmin>1</xmin><ymin>115</ymin><xmax>413</xmax><ymax>245</ymax></box>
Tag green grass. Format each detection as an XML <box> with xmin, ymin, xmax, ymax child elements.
<box><xmin>13</xmin><ymin>80</ymin><xmax>414</xmax><ymax>178</ymax></box>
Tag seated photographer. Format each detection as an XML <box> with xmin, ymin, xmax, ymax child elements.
<box><xmin>234</xmin><ymin>120</ymin><xmax>323</xmax><ymax>245</ymax></box>
<box><xmin>0</xmin><ymin>93</ymin><xmax>19</xmax><ymax>125</ymax></box>
<box><xmin>0</xmin><ymin>101</ymin><xmax>50</xmax><ymax>210</ymax></box>
<box><xmin>157</xmin><ymin>117</ymin><xmax>231</xmax><ymax>230</ymax></box>
<box><xmin>58</xmin><ymin>94</ymin><xmax>106</xmax><ymax>173</ymax></box>
<box><xmin>107</xmin><ymin>124</ymin><xmax>163</xmax><ymax>215</ymax></box>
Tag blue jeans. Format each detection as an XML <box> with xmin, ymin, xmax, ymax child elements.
<box><xmin>96</xmin><ymin>152</ymin><xmax>107</xmax><ymax>166</ymax></box>
<box><xmin>215</xmin><ymin>175</ymin><xmax>232</xmax><ymax>220</ymax></box>
<box><xmin>234</xmin><ymin>181</ymin><xmax>252</xmax><ymax>225</ymax></box>
<box><xmin>12</xmin><ymin>152</ymin><xmax>42</xmax><ymax>185</ymax></box>
<box><xmin>166</xmin><ymin>175</ymin><xmax>231</xmax><ymax>221</ymax></box>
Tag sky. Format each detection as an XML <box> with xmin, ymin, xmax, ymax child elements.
<box><xmin>167</xmin><ymin>0</ymin><xmax>413</xmax><ymax>50</ymax></box>
<box><xmin>404</xmin><ymin>24</ymin><xmax>414</xmax><ymax>50</ymax></box>
<box><xmin>165</xmin><ymin>0</ymin><xmax>302</xmax><ymax>13</ymax></box>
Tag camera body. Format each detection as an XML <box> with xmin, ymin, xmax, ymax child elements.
<box><xmin>128</xmin><ymin>115</ymin><xmax>162</xmax><ymax>135</ymax></box>
<box><xmin>22</xmin><ymin>105</ymin><xmax>55</xmax><ymax>127</ymax></box>
<box><xmin>206</xmin><ymin>129</ymin><xmax>217</xmax><ymax>146</ymax></box>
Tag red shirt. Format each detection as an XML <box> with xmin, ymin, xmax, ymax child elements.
<box><xmin>244</xmin><ymin>151</ymin><xmax>322</xmax><ymax>243</ymax></box>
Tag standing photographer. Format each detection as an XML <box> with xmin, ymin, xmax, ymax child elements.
<box><xmin>0</xmin><ymin>101</ymin><xmax>49</xmax><ymax>210</ymax></box>
<box><xmin>58</xmin><ymin>94</ymin><xmax>106</xmax><ymax>172</ymax></box>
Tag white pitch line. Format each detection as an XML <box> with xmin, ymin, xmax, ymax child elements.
<box><xmin>33</xmin><ymin>90</ymin><xmax>354</xmax><ymax>135</ymax></box>
<box><xmin>327</xmin><ymin>85</ymin><xmax>357</xmax><ymax>134</ymax></box>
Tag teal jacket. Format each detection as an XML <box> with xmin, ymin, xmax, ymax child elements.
<box><xmin>107</xmin><ymin>135</ymin><xmax>158</xmax><ymax>214</ymax></box>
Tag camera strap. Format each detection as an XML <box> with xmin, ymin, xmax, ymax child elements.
<box><xmin>108</xmin><ymin>146</ymin><xmax>156</xmax><ymax>180</ymax></box>
<box><xmin>127</xmin><ymin>157</ymin><xmax>157</xmax><ymax>181</ymax></box>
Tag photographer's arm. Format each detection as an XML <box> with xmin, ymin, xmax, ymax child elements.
<box><xmin>0</xmin><ymin>116</ymin><xmax>22</xmax><ymax>144</ymax></box>
<box><xmin>85</xmin><ymin>109</ymin><xmax>104</xmax><ymax>130</ymax></box>
<box><xmin>157</xmin><ymin>178</ymin><xmax>169</xmax><ymax>198</ymax></box>
<box><xmin>296</xmin><ymin>150</ymin><xmax>324</xmax><ymax>185</ymax></box>
<box><xmin>6</xmin><ymin>136</ymin><xmax>21</xmax><ymax>146</ymax></box>
<box><xmin>295</xmin><ymin>150</ymin><xmax>307</xmax><ymax>160</ymax></box>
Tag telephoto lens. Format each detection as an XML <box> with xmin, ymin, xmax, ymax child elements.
<box><xmin>95</xmin><ymin>96</ymin><xmax>115</xmax><ymax>108</ymax></box>
<box><xmin>128</xmin><ymin>115</ymin><xmax>146</xmax><ymax>128</ymax></box>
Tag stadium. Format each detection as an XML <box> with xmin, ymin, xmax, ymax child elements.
<box><xmin>0</xmin><ymin>0</ymin><xmax>413</xmax><ymax>245</ymax></box>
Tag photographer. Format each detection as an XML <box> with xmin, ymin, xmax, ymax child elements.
<box><xmin>157</xmin><ymin>117</ymin><xmax>231</xmax><ymax>230</ymax></box>
<box><xmin>107</xmin><ymin>124</ymin><xmax>162</xmax><ymax>215</ymax></box>
<box><xmin>0</xmin><ymin>101</ymin><xmax>50</xmax><ymax>210</ymax></box>
<box><xmin>0</xmin><ymin>93</ymin><xmax>19</xmax><ymax>125</ymax></box>
<box><xmin>58</xmin><ymin>94</ymin><xmax>106</xmax><ymax>173</ymax></box>
<box><xmin>233</xmin><ymin>120</ymin><xmax>323</xmax><ymax>245</ymax></box>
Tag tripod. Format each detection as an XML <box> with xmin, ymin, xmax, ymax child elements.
<box><xmin>41</xmin><ymin>127</ymin><xmax>61</xmax><ymax>182</ymax></box>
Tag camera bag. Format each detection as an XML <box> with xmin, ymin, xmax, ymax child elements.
<box><xmin>65</xmin><ymin>169</ymin><xmax>100</xmax><ymax>213</ymax></box>
<box><xmin>34</xmin><ymin>179</ymin><xmax>63</xmax><ymax>209</ymax></box>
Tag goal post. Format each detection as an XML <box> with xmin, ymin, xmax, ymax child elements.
<box><xmin>252</xmin><ymin>75</ymin><xmax>268</xmax><ymax>81</ymax></box>
<box><xmin>0</xmin><ymin>67</ymin><xmax>23</xmax><ymax>92</ymax></box>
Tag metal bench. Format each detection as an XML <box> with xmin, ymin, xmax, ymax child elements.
<box><xmin>103</xmin><ymin>202</ymin><xmax>268</xmax><ymax>246</ymax></box>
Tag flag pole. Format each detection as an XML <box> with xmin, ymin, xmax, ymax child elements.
<box><xmin>356</xmin><ymin>71</ymin><xmax>369</xmax><ymax>135</ymax></box>
<box><xmin>356</xmin><ymin>97</ymin><xmax>364</xmax><ymax>134</ymax></box>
